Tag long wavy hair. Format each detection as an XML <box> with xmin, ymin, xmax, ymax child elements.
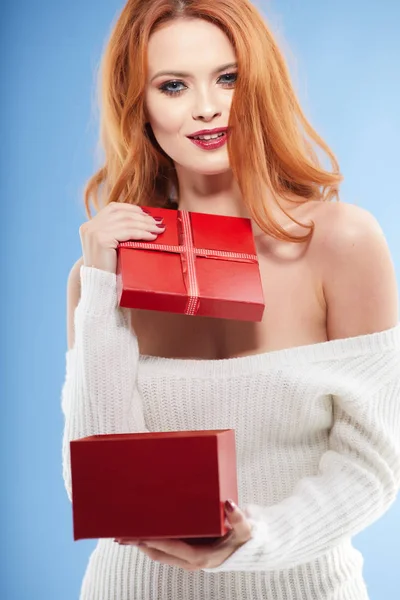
<box><xmin>83</xmin><ymin>0</ymin><xmax>343</xmax><ymax>243</ymax></box>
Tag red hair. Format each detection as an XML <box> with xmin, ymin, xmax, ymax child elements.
<box><xmin>83</xmin><ymin>0</ymin><xmax>343</xmax><ymax>243</ymax></box>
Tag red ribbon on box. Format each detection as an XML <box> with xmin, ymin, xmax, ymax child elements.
<box><xmin>118</xmin><ymin>210</ymin><xmax>258</xmax><ymax>316</ymax></box>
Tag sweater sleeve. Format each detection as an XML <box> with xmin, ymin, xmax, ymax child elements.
<box><xmin>204</xmin><ymin>353</ymin><xmax>400</xmax><ymax>572</ymax></box>
<box><xmin>61</xmin><ymin>266</ymin><xmax>148</xmax><ymax>502</ymax></box>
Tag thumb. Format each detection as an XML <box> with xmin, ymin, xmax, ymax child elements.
<box><xmin>224</xmin><ymin>500</ymin><xmax>252</xmax><ymax>541</ymax></box>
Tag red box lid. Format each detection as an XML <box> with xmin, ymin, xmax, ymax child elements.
<box><xmin>117</xmin><ymin>207</ymin><xmax>265</xmax><ymax>322</ymax></box>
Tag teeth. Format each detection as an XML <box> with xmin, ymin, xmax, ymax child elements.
<box><xmin>193</xmin><ymin>132</ymin><xmax>225</xmax><ymax>141</ymax></box>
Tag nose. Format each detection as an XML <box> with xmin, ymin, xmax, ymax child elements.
<box><xmin>193</xmin><ymin>109</ymin><xmax>221</xmax><ymax>122</ymax></box>
<box><xmin>192</xmin><ymin>91</ymin><xmax>222</xmax><ymax>122</ymax></box>
<box><xmin>194</xmin><ymin>111</ymin><xmax>222</xmax><ymax>123</ymax></box>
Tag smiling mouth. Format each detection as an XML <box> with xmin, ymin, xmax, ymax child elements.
<box><xmin>189</xmin><ymin>132</ymin><xmax>226</xmax><ymax>141</ymax></box>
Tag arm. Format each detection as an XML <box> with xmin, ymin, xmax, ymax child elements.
<box><xmin>204</xmin><ymin>203</ymin><xmax>400</xmax><ymax>572</ymax></box>
<box><xmin>204</xmin><ymin>367</ymin><xmax>400</xmax><ymax>572</ymax></box>
<box><xmin>61</xmin><ymin>263</ymin><xmax>148</xmax><ymax>501</ymax></box>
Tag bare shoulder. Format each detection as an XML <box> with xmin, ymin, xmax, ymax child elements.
<box><xmin>309</xmin><ymin>200</ymin><xmax>389</xmax><ymax>265</ymax></box>
<box><xmin>308</xmin><ymin>200</ymin><xmax>385</xmax><ymax>244</ymax></box>
<box><xmin>66</xmin><ymin>256</ymin><xmax>85</xmax><ymax>350</ymax></box>
<box><xmin>309</xmin><ymin>200</ymin><xmax>398</xmax><ymax>339</ymax></box>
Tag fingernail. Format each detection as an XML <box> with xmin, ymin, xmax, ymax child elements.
<box><xmin>154</xmin><ymin>217</ymin><xmax>164</xmax><ymax>223</ymax></box>
<box><xmin>225</xmin><ymin>499</ymin><xmax>236</xmax><ymax>513</ymax></box>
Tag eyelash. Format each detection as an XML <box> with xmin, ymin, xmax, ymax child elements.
<box><xmin>159</xmin><ymin>72</ymin><xmax>238</xmax><ymax>97</ymax></box>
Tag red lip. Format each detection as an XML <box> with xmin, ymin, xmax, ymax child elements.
<box><xmin>187</xmin><ymin>127</ymin><xmax>228</xmax><ymax>138</ymax></box>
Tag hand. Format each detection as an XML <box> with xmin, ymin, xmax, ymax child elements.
<box><xmin>115</xmin><ymin>500</ymin><xmax>252</xmax><ymax>571</ymax></box>
<box><xmin>79</xmin><ymin>202</ymin><xmax>166</xmax><ymax>274</ymax></box>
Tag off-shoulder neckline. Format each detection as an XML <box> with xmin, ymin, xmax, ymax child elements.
<box><xmin>138</xmin><ymin>322</ymin><xmax>400</xmax><ymax>377</ymax></box>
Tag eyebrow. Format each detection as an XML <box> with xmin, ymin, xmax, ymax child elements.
<box><xmin>151</xmin><ymin>62</ymin><xmax>238</xmax><ymax>83</ymax></box>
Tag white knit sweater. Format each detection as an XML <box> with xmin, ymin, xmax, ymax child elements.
<box><xmin>61</xmin><ymin>266</ymin><xmax>400</xmax><ymax>600</ymax></box>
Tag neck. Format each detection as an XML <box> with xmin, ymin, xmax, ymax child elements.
<box><xmin>173</xmin><ymin>183</ymin><xmax>301</xmax><ymax>241</ymax></box>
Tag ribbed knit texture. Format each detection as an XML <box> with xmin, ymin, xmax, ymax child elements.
<box><xmin>61</xmin><ymin>266</ymin><xmax>400</xmax><ymax>600</ymax></box>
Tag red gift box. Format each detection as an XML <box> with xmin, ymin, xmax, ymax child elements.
<box><xmin>70</xmin><ymin>429</ymin><xmax>238</xmax><ymax>542</ymax></box>
<box><xmin>117</xmin><ymin>207</ymin><xmax>265</xmax><ymax>321</ymax></box>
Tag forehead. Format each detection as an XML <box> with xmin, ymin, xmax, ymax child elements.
<box><xmin>147</xmin><ymin>18</ymin><xmax>235</xmax><ymax>70</ymax></box>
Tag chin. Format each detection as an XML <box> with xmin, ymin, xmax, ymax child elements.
<box><xmin>180</xmin><ymin>161</ymin><xmax>231</xmax><ymax>176</ymax></box>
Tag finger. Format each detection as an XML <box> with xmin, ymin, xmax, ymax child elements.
<box><xmin>127</xmin><ymin>211</ymin><xmax>164</xmax><ymax>224</ymax></box>
<box><xmin>108</xmin><ymin>202</ymin><xmax>146</xmax><ymax>213</ymax></box>
<box><xmin>224</xmin><ymin>500</ymin><xmax>252</xmax><ymax>541</ymax></box>
<box><xmin>147</xmin><ymin>221</ymin><xmax>167</xmax><ymax>233</ymax></box>
<box><xmin>138</xmin><ymin>545</ymin><xmax>197</xmax><ymax>570</ymax></box>
<box><xmin>143</xmin><ymin>539</ymin><xmax>202</xmax><ymax>563</ymax></box>
<box><xmin>109</xmin><ymin>202</ymin><xmax>164</xmax><ymax>221</ymax></box>
<box><xmin>125</xmin><ymin>221</ymin><xmax>166</xmax><ymax>235</ymax></box>
<box><xmin>115</xmin><ymin>227</ymin><xmax>164</xmax><ymax>242</ymax></box>
<box><xmin>113</xmin><ymin>212</ymin><xmax>165</xmax><ymax>230</ymax></box>
<box><xmin>215</xmin><ymin>528</ymin><xmax>234</xmax><ymax>546</ymax></box>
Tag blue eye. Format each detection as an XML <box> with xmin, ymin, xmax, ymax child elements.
<box><xmin>159</xmin><ymin>72</ymin><xmax>238</xmax><ymax>97</ymax></box>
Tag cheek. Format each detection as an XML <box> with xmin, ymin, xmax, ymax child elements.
<box><xmin>146</xmin><ymin>94</ymin><xmax>185</xmax><ymax>135</ymax></box>
<box><xmin>148</xmin><ymin>113</ymin><xmax>190</xmax><ymax>159</ymax></box>
<box><xmin>151</xmin><ymin>111</ymin><xmax>186</xmax><ymax>138</ymax></box>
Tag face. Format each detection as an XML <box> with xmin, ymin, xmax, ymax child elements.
<box><xmin>144</xmin><ymin>18</ymin><xmax>237</xmax><ymax>176</ymax></box>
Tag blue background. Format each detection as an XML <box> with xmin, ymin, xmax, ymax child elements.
<box><xmin>1</xmin><ymin>0</ymin><xmax>399</xmax><ymax>598</ymax></box>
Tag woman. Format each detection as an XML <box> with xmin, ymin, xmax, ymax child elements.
<box><xmin>61</xmin><ymin>1</ymin><xmax>400</xmax><ymax>598</ymax></box>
